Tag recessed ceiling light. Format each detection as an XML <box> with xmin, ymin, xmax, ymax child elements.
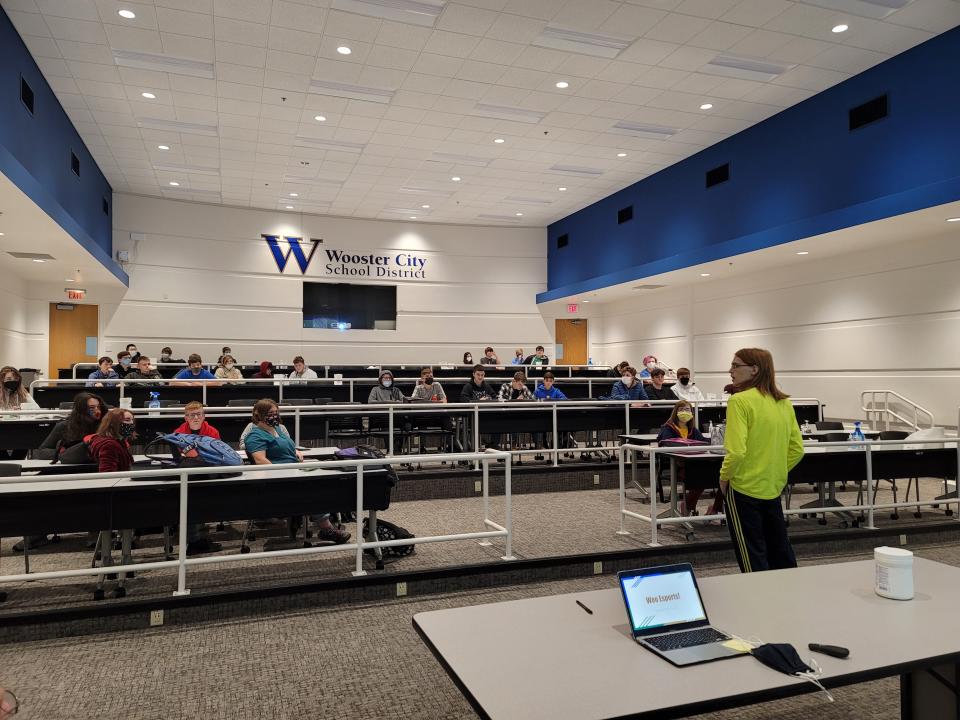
<box><xmin>700</xmin><ymin>272</ymin><xmax>711</xmax><ymax>277</ymax></box>
<box><xmin>421</xmin><ymin>204</ymin><xmax>430</xmax><ymax>209</ymax></box>
<box><xmin>314</xmin><ymin>115</ymin><xmax>327</xmax><ymax>122</ymax></box>
<box><xmin>32</xmin><ymin>258</ymin><xmax>46</xmax><ymax>263</ymax></box>
<box><xmin>337</xmin><ymin>46</ymin><xmax>352</xmax><ymax>55</ymax></box>
<box><xmin>582</xmin><ymin>299</ymin><xmax>590</xmax><ymax>303</ymax></box>
<box><xmin>0</xmin><ymin>233</ymin><xmax>4</xmax><ymax>236</ymax></box>
<box><xmin>558</xmin><ymin>187</ymin><xmax>567</xmax><ymax>191</ymax></box>
<box><xmin>832</xmin><ymin>24</ymin><xmax>848</xmax><ymax>33</ymax></box>
<box><xmin>451</xmin><ymin>176</ymin><xmax>461</xmax><ymax>182</ymax></box>
<box><xmin>118</xmin><ymin>9</ymin><xmax>136</xmax><ymax>19</ymax></box>
<box><xmin>494</xmin><ymin>138</ymin><xmax>505</xmax><ymax>143</ymax></box>
<box><xmin>168</xmin><ymin>181</ymin><xmax>179</xmax><ymax>186</ymax></box>
<box><xmin>409</xmin><ymin>216</ymin><xmax>417</xmax><ymax>219</ymax></box>
<box><xmin>555</xmin><ymin>80</ymin><xmax>569</xmax><ymax>89</ymax></box>
<box><xmin>515</xmin><ymin>212</ymin><xmax>523</xmax><ymax>216</ymax></box>
<box><xmin>65</xmin><ymin>277</ymin><xmax>75</xmax><ymax>282</ymax></box>
<box><xmin>617</xmin><ymin>152</ymin><xmax>627</xmax><ymax>157</ymax></box>
<box><xmin>289</xmin><ymin>193</ymin><xmax>298</xmax><ymax>197</ymax></box>
<box><xmin>947</xmin><ymin>217</ymin><xmax>960</xmax><ymax>222</ymax></box>
<box><xmin>796</xmin><ymin>251</ymin><xmax>809</xmax><ymax>255</ymax></box>
<box><xmin>141</xmin><ymin>92</ymin><xmax>156</xmax><ymax>99</ymax></box>
<box><xmin>285</xmin><ymin>205</ymin><xmax>294</xmax><ymax>209</ymax></box>
<box><xmin>157</xmin><ymin>144</ymin><xmax>169</xmax><ymax>150</ymax></box>
<box><xmin>700</xmin><ymin>103</ymin><xmax>713</xmax><ymax>110</ymax></box>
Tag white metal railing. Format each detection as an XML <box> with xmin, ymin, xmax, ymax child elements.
<box><xmin>0</xmin><ymin>449</ymin><xmax>514</xmax><ymax>595</ymax></box>
<box><xmin>617</xmin><ymin>437</ymin><xmax>960</xmax><ymax>546</ymax></box>
<box><xmin>860</xmin><ymin>390</ymin><xmax>935</xmax><ymax>431</ymax></box>
<box><xmin>5</xmin><ymin>398</ymin><xmax>824</xmax><ymax>468</ymax></box>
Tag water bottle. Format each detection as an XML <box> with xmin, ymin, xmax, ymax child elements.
<box><xmin>588</xmin><ymin>357</ymin><xmax>593</xmax><ymax>365</ymax></box>
<box><xmin>707</xmin><ymin>420</ymin><xmax>714</xmax><ymax>438</ymax></box>
<box><xmin>848</xmin><ymin>420</ymin><xmax>866</xmax><ymax>451</ymax></box>
<box><xmin>148</xmin><ymin>391</ymin><xmax>161</xmax><ymax>416</ymax></box>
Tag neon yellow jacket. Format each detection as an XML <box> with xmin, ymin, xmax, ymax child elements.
<box><xmin>720</xmin><ymin>387</ymin><xmax>804</xmax><ymax>499</ymax></box>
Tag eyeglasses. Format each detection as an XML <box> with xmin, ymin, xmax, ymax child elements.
<box><xmin>1</xmin><ymin>688</ymin><xmax>20</xmax><ymax>716</ymax></box>
<box><xmin>185</xmin><ymin>412</ymin><xmax>204</xmax><ymax>419</ymax></box>
<box><xmin>730</xmin><ymin>363</ymin><xmax>752</xmax><ymax>370</ymax></box>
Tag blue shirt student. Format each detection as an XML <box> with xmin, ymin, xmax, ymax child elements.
<box><xmin>533</xmin><ymin>374</ymin><xmax>567</xmax><ymax>400</ymax></box>
<box><xmin>173</xmin><ymin>367</ymin><xmax>216</xmax><ymax>381</ymax></box>
<box><xmin>243</xmin><ymin>425</ymin><xmax>298</xmax><ymax>464</ymax></box>
<box><xmin>86</xmin><ymin>368</ymin><xmax>120</xmax><ymax>387</ymax></box>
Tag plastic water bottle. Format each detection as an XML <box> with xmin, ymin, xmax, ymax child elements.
<box><xmin>848</xmin><ymin>420</ymin><xmax>866</xmax><ymax>451</ymax></box>
<box><xmin>588</xmin><ymin>357</ymin><xmax>593</xmax><ymax>365</ymax></box>
<box><xmin>707</xmin><ymin>420</ymin><xmax>714</xmax><ymax>437</ymax></box>
<box><xmin>148</xmin><ymin>391</ymin><xmax>161</xmax><ymax>416</ymax></box>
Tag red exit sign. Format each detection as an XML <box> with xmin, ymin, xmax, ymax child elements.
<box><xmin>66</xmin><ymin>288</ymin><xmax>86</xmax><ymax>301</ymax></box>
<box><xmin>567</xmin><ymin>303</ymin><xmax>579</xmax><ymax>313</ymax></box>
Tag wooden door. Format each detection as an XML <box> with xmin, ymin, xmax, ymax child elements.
<box><xmin>555</xmin><ymin>319</ymin><xmax>588</xmax><ymax>365</ymax></box>
<box><xmin>49</xmin><ymin>303</ymin><xmax>99</xmax><ymax>375</ymax></box>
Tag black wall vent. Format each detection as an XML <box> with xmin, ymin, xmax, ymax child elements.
<box><xmin>557</xmin><ymin>233</ymin><xmax>569</xmax><ymax>249</ymax></box>
<box><xmin>20</xmin><ymin>76</ymin><xmax>34</xmax><ymax>114</ymax></box>
<box><xmin>617</xmin><ymin>206</ymin><xmax>633</xmax><ymax>224</ymax></box>
<box><xmin>70</xmin><ymin>151</ymin><xmax>80</xmax><ymax>177</ymax></box>
<box><xmin>706</xmin><ymin>163</ymin><xmax>729</xmax><ymax>188</ymax></box>
<box><xmin>849</xmin><ymin>94</ymin><xmax>888</xmax><ymax>131</ymax></box>
<box><xmin>102</xmin><ymin>197</ymin><xmax>109</xmax><ymax>215</ymax></box>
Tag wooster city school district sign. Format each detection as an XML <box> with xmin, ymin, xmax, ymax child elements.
<box><xmin>262</xmin><ymin>235</ymin><xmax>427</xmax><ymax>279</ymax></box>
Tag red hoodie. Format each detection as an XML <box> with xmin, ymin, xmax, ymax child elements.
<box><xmin>87</xmin><ymin>435</ymin><xmax>133</xmax><ymax>472</ymax></box>
<box><xmin>173</xmin><ymin>421</ymin><xmax>222</xmax><ymax>440</ymax></box>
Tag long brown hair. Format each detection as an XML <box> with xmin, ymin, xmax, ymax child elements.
<box><xmin>0</xmin><ymin>366</ymin><xmax>29</xmax><ymax>407</ymax></box>
<box><xmin>97</xmin><ymin>407</ymin><xmax>133</xmax><ymax>439</ymax></box>
<box><xmin>733</xmin><ymin>348</ymin><xmax>789</xmax><ymax>401</ymax></box>
<box><xmin>666</xmin><ymin>399</ymin><xmax>695</xmax><ymax>431</ymax></box>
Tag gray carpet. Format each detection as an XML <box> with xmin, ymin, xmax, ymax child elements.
<box><xmin>0</xmin><ymin>477</ymin><xmax>955</xmax><ymax>615</ymax></box>
<box><xmin>6</xmin><ymin>541</ymin><xmax>960</xmax><ymax>720</ymax></box>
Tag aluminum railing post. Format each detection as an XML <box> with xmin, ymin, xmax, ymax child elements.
<box><xmin>479</xmin><ymin>456</ymin><xmax>492</xmax><ymax>546</ymax></box>
<box><xmin>502</xmin><ymin>453</ymin><xmax>515</xmax><ymax>560</ymax></box>
<box><xmin>279</xmin><ymin>379</ymin><xmax>284</xmax><ymax>404</ymax></box>
<box><xmin>388</xmin><ymin>406</ymin><xmax>395</xmax><ymax>456</ymax></box>
<box><xmin>202</xmin><ymin>381</ymin><xmax>207</xmax><ymax>405</ymax></box>
<box><xmin>473</xmin><ymin>406</ymin><xmax>480</xmax><ymax>471</ymax></box>
<box><xmin>173</xmin><ymin>471</ymin><xmax>191</xmax><ymax>596</ymax></box>
<box><xmin>349</xmin><ymin>380</ymin><xmax>354</xmax><ymax>403</ymax></box>
<box><xmin>552</xmin><ymin>402</ymin><xmax>559</xmax><ymax>467</ymax></box>
<box><xmin>649</xmin><ymin>448</ymin><xmax>660</xmax><ymax>546</ymax></box>
<box><xmin>864</xmin><ymin>444</ymin><xmax>876</xmax><ymax>529</ymax></box>
<box><xmin>294</xmin><ymin>407</ymin><xmax>301</xmax><ymax>446</ymax></box>
<box><xmin>617</xmin><ymin>446</ymin><xmax>629</xmax><ymax>535</ymax></box>
<box><xmin>353</xmin><ymin>464</ymin><xmax>366</xmax><ymax>576</ymax></box>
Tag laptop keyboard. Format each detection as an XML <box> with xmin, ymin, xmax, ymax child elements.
<box><xmin>644</xmin><ymin>627</ymin><xmax>729</xmax><ymax>652</ymax></box>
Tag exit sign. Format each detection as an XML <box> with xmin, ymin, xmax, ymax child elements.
<box><xmin>567</xmin><ymin>303</ymin><xmax>579</xmax><ymax>313</ymax></box>
<box><xmin>66</xmin><ymin>288</ymin><xmax>86</xmax><ymax>301</ymax></box>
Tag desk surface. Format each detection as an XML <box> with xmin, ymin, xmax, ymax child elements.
<box><xmin>415</xmin><ymin>558</ymin><xmax>960</xmax><ymax>720</ymax></box>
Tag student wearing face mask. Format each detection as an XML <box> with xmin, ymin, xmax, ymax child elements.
<box><xmin>672</xmin><ymin>367</ymin><xmax>705</xmax><ymax>403</ymax></box>
<box><xmin>368</xmin><ymin>369</ymin><xmax>405</xmax><ymax>403</ymax></box>
<box><xmin>159</xmin><ymin>347</ymin><xmax>184</xmax><ymax>364</ymax></box>
<box><xmin>87</xmin><ymin>408</ymin><xmax>136</xmax><ymax>473</ymax></box>
<box><xmin>214</xmin><ymin>354</ymin><xmax>243</xmax><ymax>383</ymax></box>
<box><xmin>245</xmin><ymin>399</ymin><xmax>350</xmax><ymax>544</ymax></box>
<box><xmin>217</xmin><ymin>346</ymin><xmax>233</xmax><ymax>366</ymax></box>
<box><xmin>511</xmin><ymin>348</ymin><xmax>524</xmax><ymax>365</ymax></box>
<box><xmin>125</xmin><ymin>343</ymin><xmax>141</xmax><ymax>363</ymax></box>
<box><xmin>639</xmin><ymin>355</ymin><xmax>659</xmax><ymax>379</ymax></box>
<box><xmin>115</xmin><ymin>351</ymin><xmax>134</xmax><ymax>377</ymax></box>
<box><xmin>411</xmin><ymin>366</ymin><xmax>446</xmax><ymax>402</ymax></box>
<box><xmin>656</xmin><ymin>401</ymin><xmax>720</xmax><ymax>517</ymax></box>
<box><xmin>609</xmin><ymin>367</ymin><xmax>649</xmax><ymax>401</ymax></box>
<box><xmin>462</xmin><ymin>351</ymin><xmax>474</xmax><ymax>365</ymax></box>
<box><xmin>0</xmin><ymin>366</ymin><xmax>33</xmax><ymax>410</ymax></box>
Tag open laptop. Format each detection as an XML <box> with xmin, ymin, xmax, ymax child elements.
<box><xmin>618</xmin><ymin>563</ymin><xmax>748</xmax><ymax>667</ymax></box>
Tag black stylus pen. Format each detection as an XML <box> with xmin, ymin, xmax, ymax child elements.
<box><xmin>576</xmin><ymin>600</ymin><xmax>593</xmax><ymax>615</ymax></box>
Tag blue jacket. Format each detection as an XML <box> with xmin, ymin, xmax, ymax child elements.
<box><xmin>534</xmin><ymin>384</ymin><xmax>567</xmax><ymax>400</ymax></box>
<box><xmin>86</xmin><ymin>369</ymin><xmax>120</xmax><ymax>387</ymax></box>
<box><xmin>609</xmin><ymin>380</ymin><xmax>648</xmax><ymax>401</ymax></box>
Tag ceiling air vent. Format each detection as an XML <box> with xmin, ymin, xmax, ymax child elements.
<box><xmin>557</xmin><ymin>233</ymin><xmax>569</xmax><ymax>248</ymax></box>
<box><xmin>632</xmin><ymin>284</ymin><xmax>667</xmax><ymax>291</ymax></box>
<box><xmin>8</xmin><ymin>252</ymin><xmax>55</xmax><ymax>260</ymax></box>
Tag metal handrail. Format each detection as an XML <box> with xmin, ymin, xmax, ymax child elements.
<box><xmin>0</xmin><ymin>448</ymin><xmax>514</xmax><ymax>593</ymax></box>
<box><xmin>618</xmin><ymin>436</ymin><xmax>959</xmax><ymax>546</ymax></box>
<box><xmin>860</xmin><ymin>390</ymin><xmax>935</xmax><ymax>431</ymax></box>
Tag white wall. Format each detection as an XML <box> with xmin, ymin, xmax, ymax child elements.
<box><xmin>0</xmin><ymin>275</ymin><xmax>51</xmax><ymax>370</ymax></box>
<box><xmin>592</xmin><ymin>231</ymin><xmax>960</xmax><ymax>425</ymax></box>
<box><xmin>108</xmin><ymin>194</ymin><xmax>551</xmax><ymax>365</ymax></box>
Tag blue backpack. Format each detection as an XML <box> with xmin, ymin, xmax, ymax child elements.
<box><xmin>154</xmin><ymin>433</ymin><xmax>243</xmax><ymax>467</ymax></box>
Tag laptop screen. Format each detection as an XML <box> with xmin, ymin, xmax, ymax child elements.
<box><xmin>620</xmin><ymin>565</ymin><xmax>707</xmax><ymax>634</ymax></box>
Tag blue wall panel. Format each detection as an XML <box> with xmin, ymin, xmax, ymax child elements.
<box><xmin>0</xmin><ymin>9</ymin><xmax>126</xmax><ymax>285</ymax></box>
<box><xmin>540</xmin><ymin>26</ymin><xmax>960</xmax><ymax>303</ymax></box>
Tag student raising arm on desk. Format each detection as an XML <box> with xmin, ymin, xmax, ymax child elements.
<box><xmin>720</xmin><ymin>348</ymin><xmax>804</xmax><ymax>573</ymax></box>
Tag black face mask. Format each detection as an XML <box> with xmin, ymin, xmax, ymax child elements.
<box><xmin>424</xmin><ymin>377</ymin><xmax>434</xmax><ymax>385</ymax></box>
<box><xmin>3</xmin><ymin>380</ymin><xmax>19</xmax><ymax>392</ymax></box>
<box><xmin>265</xmin><ymin>415</ymin><xmax>281</xmax><ymax>427</ymax></box>
<box><xmin>679</xmin><ymin>377</ymin><xmax>690</xmax><ymax>386</ymax></box>
<box><xmin>120</xmin><ymin>422</ymin><xmax>136</xmax><ymax>439</ymax></box>
<box><xmin>752</xmin><ymin>643</ymin><xmax>814</xmax><ymax>676</ymax></box>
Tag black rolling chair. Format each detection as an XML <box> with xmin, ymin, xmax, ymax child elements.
<box><xmin>873</xmin><ymin>430</ymin><xmax>921</xmax><ymax>520</ymax></box>
<box><xmin>280</xmin><ymin>398</ymin><xmax>313</xmax><ymax>406</ymax></box>
<box><xmin>227</xmin><ymin>399</ymin><xmax>258</xmax><ymax>407</ymax></box>
<box><xmin>815</xmin><ymin>421</ymin><xmax>845</xmax><ymax>431</ymax></box>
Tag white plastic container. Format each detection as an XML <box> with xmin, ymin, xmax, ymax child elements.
<box><xmin>874</xmin><ymin>546</ymin><xmax>914</xmax><ymax>600</ymax></box>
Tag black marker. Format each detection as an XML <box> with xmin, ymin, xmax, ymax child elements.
<box><xmin>576</xmin><ymin>600</ymin><xmax>593</xmax><ymax>615</ymax></box>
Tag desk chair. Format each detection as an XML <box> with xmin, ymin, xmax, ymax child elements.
<box><xmin>816</xmin><ymin>421</ymin><xmax>845</xmax><ymax>431</ymax></box>
<box><xmin>227</xmin><ymin>399</ymin><xmax>258</xmax><ymax>407</ymax></box>
<box><xmin>58</xmin><ymin>401</ymin><xmax>74</xmax><ymax>409</ymax></box>
<box><xmin>878</xmin><ymin>430</ymin><xmax>921</xmax><ymax>520</ymax></box>
<box><xmin>280</xmin><ymin>398</ymin><xmax>313</xmax><ymax>406</ymax></box>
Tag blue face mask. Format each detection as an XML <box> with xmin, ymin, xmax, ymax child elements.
<box><xmin>120</xmin><ymin>358</ymin><xmax>131</xmax><ymax>366</ymax></box>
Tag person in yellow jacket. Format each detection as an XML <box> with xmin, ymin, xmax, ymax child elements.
<box><xmin>720</xmin><ymin>348</ymin><xmax>804</xmax><ymax>572</ymax></box>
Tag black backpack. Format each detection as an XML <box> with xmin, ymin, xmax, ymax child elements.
<box><xmin>363</xmin><ymin>517</ymin><xmax>415</xmax><ymax>558</ymax></box>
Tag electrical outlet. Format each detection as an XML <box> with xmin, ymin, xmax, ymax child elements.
<box><xmin>474</xmin><ymin>480</ymin><xmax>482</xmax><ymax>493</ymax></box>
<box><xmin>900</xmin><ymin>534</ymin><xmax>907</xmax><ymax>545</ymax></box>
<box><xmin>149</xmin><ymin>609</ymin><xmax>164</xmax><ymax>627</ymax></box>
<box><xmin>593</xmin><ymin>474</ymin><xmax>600</xmax><ymax>485</ymax></box>
<box><xmin>396</xmin><ymin>582</ymin><xmax>408</xmax><ymax>597</ymax></box>
<box><xmin>593</xmin><ymin>561</ymin><xmax>602</xmax><ymax>575</ymax></box>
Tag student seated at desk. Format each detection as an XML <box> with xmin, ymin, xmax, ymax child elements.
<box><xmin>368</xmin><ymin>369</ymin><xmax>405</xmax><ymax>403</ymax></box>
<box><xmin>253</xmin><ymin>361</ymin><xmax>274</xmax><ymax>379</ymax></box>
<box><xmin>170</xmin><ymin>402</ymin><xmax>222</xmax><ymax>554</ymax></box>
<box><xmin>656</xmin><ymin>401</ymin><xmax>721</xmax><ymax>518</ymax></box>
<box><xmin>125</xmin><ymin>355</ymin><xmax>161</xmax><ymax>381</ymax></box>
<box><xmin>511</xmin><ymin>348</ymin><xmax>524</xmax><ymax>365</ymax></box>
<box><xmin>288</xmin><ymin>355</ymin><xmax>318</xmax><ymax>384</ymax></box>
<box><xmin>115</xmin><ymin>351</ymin><xmax>133</xmax><ymax>377</ymax></box>
<box><xmin>411</xmin><ymin>366</ymin><xmax>446</xmax><ymax>402</ymax></box>
<box><xmin>171</xmin><ymin>354</ymin><xmax>219</xmax><ymax>387</ymax></box>
<box><xmin>245</xmin><ymin>399</ymin><xmax>350</xmax><ymax>544</ymax></box>
<box><xmin>533</xmin><ymin>372</ymin><xmax>567</xmax><ymax>400</ymax></box>
<box><xmin>499</xmin><ymin>371</ymin><xmax>533</xmax><ymax>401</ymax></box>
<box><xmin>606</xmin><ymin>361</ymin><xmax>629</xmax><ymax>378</ymax></box>
<box><xmin>86</xmin><ymin>356</ymin><xmax>120</xmax><ymax>387</ymax></box>
<box><xmin>672</xmin><ymin>367</ymin><xmax>705</xmax><ymax>403</ymax></box>
<box><xmin>645</xmin><ymin>368</ymin><xmax>675</xmax><ymax>401</ymax></box>
<box><xmin>608</xmin><ymin>367</ymin><xmax>648</xmax><ymax>401</ymax></box>
<box><xmin>460</xmin><ymin>365</ymin><xmax>496</xmax><ymax>402</ymax></box>
<box><xmin>523</xmin><ymin>346</ymin><xmax>549</xmax><ymax>366</ymax></box>
<box><xmin>160</xmin><ymin>347</ymin><xmax>185</xmax><ymax>365</ymax></box>
<box><xmin>214</xmin><ymin>354</ymin><xmax>242</xmax><ymax>383</ymax></box>
<box><xmin>87</xmin><ymin>408</ymin><xmax>136</xmax><ymax>472</ymax></box>
<box><xmin>480</xmin><ymin>346</ymin><xmax>499</xmax><ymax>365</ymax></box>
<box><xmin>1</xmin><ymin>366</ymin><xmax>34</xmax><ymax>410</ymax></box>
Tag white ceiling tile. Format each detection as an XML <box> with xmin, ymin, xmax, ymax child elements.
<box><xmin>423</xmin><ymin>30</ymin><xmax>482</xmax><ymax>58</ymax></box>
<box><xmin>157</xmin><ymin>7</ymin><xmax>213</xmax><ymax>38</ymax></box>
<box><xmin>263</xmin><ymin>70</ymin><xmax>311</xmax><ymax>93</ymax></box>
<box><xmin>436</xmin><ymin>3</ymin><xmax>499</xmax><ymax>35</ymax></box>
<box><xmin>374</xmin><ymin>20</ymin><xmax>433</xmax><ymax>51</ymax></box>
<box><xmin>484</xmin><ymin>12</ymin><xmax>545</xmax><ymax>43</ymax></box>
<box><xmin>807</xmin><ymin>44</ymin><xmax>889</xmax><ymax>74</ymax></box>
<box><xmin>728</xmin><ymin>29</ymin><xmax>799</xmax><ymax>58</ymax></box>
<box><xmin>118</xmin><ymin>67</ymin><xmax>170</xmax><ymax>89</ymax></box>
<box><xmin>455</xmin><ymin>60</ymin><xmax>508</xmax><ymax>83</ymax></box>
<box><xmin>267</xmin><ymin>49</ymin><xmax>316</xmax><ymax>75</ymax></box>
<box><xmin>170</xmin><ymin>73</ymin><xmax>218</xmax><ymax>94</ymax></box>
<box><xmin>553</xmin><ymin>54</ymin><xmax>612</xmax><ymax>79</ymax></box>
<box><xmin>500</xmin><ymin>0</ymin><xmax>557</xmax><ymax>21</ymax></box>
<box><xmin>324</xmin><ymin>9</ymin><xmax>382</xmax><ymax>41</ymax></box>
<box><xmin>216</xmin><ymin>41</ymin><xmax>267</xmax><ymax>67</ymax></box>
<box><xmin>550</xmin><ymin>0</ymin><xmax>620</xmax><ymax>32</ymax></box>
<box><xmin>214</xmin><ymin>0</ymin><xmax>271</xmax><ymax>24</ymax></box>
<box><xmin>267</xmin><ymin>26</ymin><xmax>322</xmax><ymax>56</ymax></box>
<box><xmin>687</xmin><ymin>21</ymin><xmax>754</xmax><ymax>51</ymax></box>
<box><xmin>644</xmin><ymin>12</ymin><xmax>712</xmax><ymax>43</ymax></box>
<box><xmin>6</xmin><ymin>10</ymin><xmax>51</xmax><ymax>37</ymax></box>
<box><xmin>740</xmin><ymin>83</ymin><xmax>816</xmax><ymax>107</ymax></box>
<box><xmin>161</xmin><ymin>33</ymin><xmax>215</xmax><ymax>61</ymax></box>
<box><xmin>34</xmin><ymin>55</ymin><xmax>72</xmax><ymax>77</ymax></box>
<box><xmin>468</xmin><ymin>37</ymin><xmax>524</xmax><ymax>64</ymax></box>
<box><xmin>411</xmin><ymin>53</ymin><xmax>465</xmax><ymax>78</ymax></box>
<box><xmin>21</xmin><ymin>34</ymin><xmax>62</xmax><ymax>58</ymax></box>
<box><xmin>719</xmin><ymin>0</ymin><xmax>792</xmax><ymax>28</ymax></box>
<box><xmin>215</xmin><ymin>16</ymin><xmax>267</xmax><ymax>46</ymax></box>
<box><xmin>269</xmin><ymin>0</ymin><xmax>327</xmax><ymax>33</ymax></box>
<box><xmin>365</xmin><ymin>44</ymin><xmax>420</xmax><ymax>72</ymax></box>
<box><xmin>617</xmin><ymin>38</ymin><xmax>679</xmax><ymax>64</ymax></box>
<box><xmin>765</xmin><ymin>35</ymin><xmax>833</xmax><ymax>64</ymax></box>
<box><xmin>37</xmin><ymin>0</ymin><xmax>98</xmax><ymax>21</ymax></box>
<box><xmin>658</xmin><ymin>44</ymin><xmax>717</xmax><ymax>71</ymax></box>
<box><xmin>218</xmin><ymin>80</ymin><xmax>263</xmax><ymax>102</ymax></box>
<box><xmin>44</xmin><ymin>15</ymin><xmax>108</xmax><ymax>43</ymax></box>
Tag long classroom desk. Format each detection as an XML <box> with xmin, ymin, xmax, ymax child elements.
<box><xmin>415</xmin><ymin>558</ymin><xmax>960</xmax><ymax>720</ymax></box>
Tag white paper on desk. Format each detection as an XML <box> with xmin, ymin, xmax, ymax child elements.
<box><xmin>334</xmin><ymin>373</ymin><xmax>343</xmax><ymax>386</ymax></box>
<box><xmin>440</xmin><ymin>365</ymin><xmax>454</xmax><ymax>370</ymax></box>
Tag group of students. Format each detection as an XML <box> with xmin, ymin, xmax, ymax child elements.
<box><xmin>365</xmin><ymin>365</ymin><xmax>570</xmax><ymax>404</ymax></box>
<box><xmin>464</xmin><ymin>346</ymin><xmax>550</xmax><ymax>366</ymax></box>
<box><xmin>17</xmin><ymin>393</ymin><xmax>350</xmax><ymax>555</ymax></box>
